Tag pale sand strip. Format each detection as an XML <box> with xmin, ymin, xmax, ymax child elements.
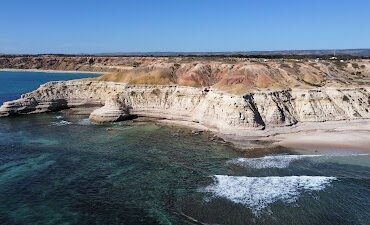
<box><xmin>271</xmin><ymin>120</ymin><xmax>370</xmax><ymax>154</ymax></box>
<box><xmin>276</xmin><ymin>131</ymin><xmax>370</xmax><ymax>154</ymax></box>
<box><xmin>214</xmin><ymin>119</ymin><xmax>370</xmax><ymax>154</ymax></box>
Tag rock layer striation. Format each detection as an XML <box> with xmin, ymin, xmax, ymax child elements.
<box><xmin>1</xmin><ymin>80</ymin><xmax>370</xmax><ymax>133</ymax></box>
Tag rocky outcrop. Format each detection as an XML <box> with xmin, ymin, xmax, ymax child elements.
<box><xmin>1</xmin><ymin>80</ymin><xmax>370</xmax><ymax>133</ymax></box>
<box><xmin>89</xmin><ymin>97</ymin><xmax>130</xmax><ymax>123</ymax></box>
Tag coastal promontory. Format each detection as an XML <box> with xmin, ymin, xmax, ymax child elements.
<box><xmin>1</xmin><ymin>55</ymin><xmax>370</xmax><ymax>150</ymax></box>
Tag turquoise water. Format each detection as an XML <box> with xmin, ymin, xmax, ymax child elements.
<box><xmin>0</xmin><ymin>72</ymin><xmax>370</xmax><ymax>225</ymax></box>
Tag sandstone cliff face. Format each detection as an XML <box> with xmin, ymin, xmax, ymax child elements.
<box><xmin>1</xmin><ymin>80</ymin><xmax>370</xmax><ymax>132</ymax></box>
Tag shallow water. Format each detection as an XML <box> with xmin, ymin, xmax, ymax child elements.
<box><xmin>0</xmin><ymin>72</ymin><xmax>370</xmax><ymax>225</ymax></box>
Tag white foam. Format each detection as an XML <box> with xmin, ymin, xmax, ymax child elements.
<box><xmin>51</xmin><ymin>120</ymin><xmax>72</xmax><ymax>126</ymax></box>
<box><xmin>54</xmin><ymin>115</ymin><xmax>63</xmax><ymax>119</ymax></box>
<box><xmin>228</xmin><ymin>155</ymin><xmax>320</xmax><ymax>169</ymax></box>
<box><xmin>203</xmin><ymin>175</ymin><xmax>336</xmax><ymax>213</ymax></box>
<box><xmin>228</xmin><ymin>154</ymin><xmax>369</xmax><ymax>169</ymax></box>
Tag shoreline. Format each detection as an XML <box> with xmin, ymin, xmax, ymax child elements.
<box><xmin>154</xmin><ymin>116</ymin><xmax>370</xmax><ymax>155</ymax></box>
<box><xmin>0</xmin><ymin>68</ymin><xmax>104</xmax><ymax>75</ymax></box>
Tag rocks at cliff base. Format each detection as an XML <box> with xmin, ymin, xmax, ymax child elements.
<box><xmin>89</xmin><ymin>98</ymin><xmax>130</xmax><ymax>123</ymax></box>
<box><xmin>0</xmin><ymin>97</ymin><xmax>68</xmax><ymax>117</ymax></box>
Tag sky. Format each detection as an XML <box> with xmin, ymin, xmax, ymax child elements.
<box><xmin>0</xmin><ymin>0</ymin><xmax>369</xmax><ymax>54</ymax></box>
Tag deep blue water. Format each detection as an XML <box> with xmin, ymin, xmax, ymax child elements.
<box><xmin>0</xmin><ymin>72</ymin><xmax>370</xmax><ymax>225</ymax></box>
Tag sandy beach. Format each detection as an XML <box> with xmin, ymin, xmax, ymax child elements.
<box><xmin>271</xmin><ymin>120</ymin><xmax>370</xmax><ymax>154</ymax></box>
<box><xmin>211</xmin><ymin>119</ymin><xmax>370</xmax><ymax>154</ymax></box>
<box><xmin>155</xmin><ymin>117</ymin><xmax>370</xmax><ymax>155</ymax></box>
<box><xmin>275</xmin><ymin>131</ymin><xmax>370</xmax><ymax>154</ymax></box>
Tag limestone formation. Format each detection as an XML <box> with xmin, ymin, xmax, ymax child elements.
<box><xmin>1</xmin><ymin>80</ymin><xmax>370</xmax><ymax>133</ymax></box>
<box><xmin>89</xmin><ymin>97</ymin><xmax>130</xmax><ymax>123</ymax></box>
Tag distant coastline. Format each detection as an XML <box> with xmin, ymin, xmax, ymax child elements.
<box><xmin>0</xmin><ymin>68</ymin><xmax>103</xmax><ymax>75</ymax></box>
<box><xmin>1</xmin><ymin>48</ymin><xmax>370</xmax><ymax>58</ymax></box>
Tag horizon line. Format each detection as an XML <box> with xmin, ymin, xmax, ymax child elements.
<box><xmin>1</xmin><ymin>48</ymin><xmax>370</xmax><ymax>56</ymax></box>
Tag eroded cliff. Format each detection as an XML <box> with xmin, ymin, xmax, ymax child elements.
<box><xmin>1</xmin><ymin>80</ymin><xmax>369</xmax><ymax>133</ymax></box>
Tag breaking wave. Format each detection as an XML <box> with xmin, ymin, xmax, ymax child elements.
<box><xmin>202</xmin><ymin>175</ymin><xmax>336</xmax><ymax>213</ymax></box>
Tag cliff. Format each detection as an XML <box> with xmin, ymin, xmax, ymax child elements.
<box><xmin>1</xmin><ymin>80</ymin><xmax>369</xmax><ymax>134</ymax></box>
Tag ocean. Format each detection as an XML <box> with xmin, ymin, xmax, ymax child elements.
<box><xmin>0</xmin><ymin>71</ymin><xmax>369</xmax><ymax>225</ymax></box>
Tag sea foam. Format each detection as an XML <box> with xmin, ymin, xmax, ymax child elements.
<box><xmin>203</xmin><ymin>175</ymin><xmax>336</xmax><ymax>213</ymax></box>
<box><xmin>227</xmin><ymin>155</ymin><xmax>320</xmax><ymax>169</ymax></box>
<box><xmin>228</xmin><ymin>154</ymin><xmax>369</xmax><ymax>169</ymax></box>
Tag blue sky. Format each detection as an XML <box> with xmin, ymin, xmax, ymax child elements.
<box><xmin>1</xmin><ymin>0</ymin><xmax>369</xmax><ymax>54</ymax></box>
